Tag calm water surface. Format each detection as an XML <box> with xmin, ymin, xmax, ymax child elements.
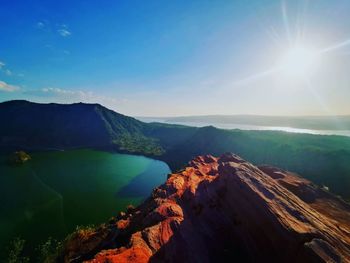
<box><xmin>0</xmin><ymin>149</ymin><xmax>170</xmax><ymax>255</ymax></box>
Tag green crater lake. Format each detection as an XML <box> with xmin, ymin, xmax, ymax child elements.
<box><xmin>0</xmin><ymin>149</ymin><xmax>170</xmax><ymax>256</ymax></box>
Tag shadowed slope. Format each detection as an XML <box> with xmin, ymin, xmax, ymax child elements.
<box><xmin>0</xmin><ymin>100</ymin><xmax>167</xmax><ymax>155</ymax></box>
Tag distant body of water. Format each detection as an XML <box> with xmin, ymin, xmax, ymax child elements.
<box><xmin>140</xmin><ymin>118</ymin><xmax>350</xmax><ymax>137</ymax></box>
<box><xmin>0</xmin><ymin>149</ymin><xmax>170</xmax><ymax>257</ymax></box>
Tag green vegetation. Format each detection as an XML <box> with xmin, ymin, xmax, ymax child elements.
<box><xmin>6</xmin><ymin>238</ymin><xmax>29</xmax><ymax>263</ymax></box>
<box><xmin>113</xmin><ymin>134</ymin><xmax>164</xmax><ymax>155</ymax></box>
<box><xmin>6</xmin><ymin>235</ymin><xmax>71</xmax><ymax>263</ymax></box>
<box><xmin>36</xmin><ymin>238</ymin><xmax>62</xmax><ymax>263</ymax></box>
<box><xmin>4</xmin><ymin>226</ymin><xmax>98</xmax><ymax>262</ymax></box>
<box><xmin>7</xmin><ymin>151</ymin><xmax>31</xmax><ymax>165</ymax></box>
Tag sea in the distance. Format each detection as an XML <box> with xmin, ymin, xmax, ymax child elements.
<box><xmin>0</xmin><ymin>149</ymin><xmax>170</xmax><ymax>256</ymax></box>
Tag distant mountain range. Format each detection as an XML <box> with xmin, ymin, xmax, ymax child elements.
<box><xmin>139</xmin><ymin>114</ymin><xmax>350</xmax><ymax>130</ymax></box>
<box><xmin>1</xmin><ymin>100</ymin><xmax>350</xmax><ymax>201</ymax></box>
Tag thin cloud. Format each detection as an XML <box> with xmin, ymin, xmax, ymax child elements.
<box><xmin>25</xmin><ymin>87</ymin><xmax>124</xmax><ymax>107</ymax></box>
<box><xmin>37</xmin><ymin>21</ymin><xmax>72</xmax><ymax>37</ymax></box>
<box><xmin>41</xmin><ymin>87</ymin><xmax>90</xmax><ymax>97</ymax></box>
<box><xmin>0</xmin><ymin>60</ymin><xmax>21</xmax><ymax>77</ymax></box>
<box><xmin>58</xmin><ymin>28</ymin><xmax>71</xmax><ymax>37</ymax></box>
<box><xmin>36</xmin><ymin>21</ymin><xmax>51</xmax><ymax>32</ymax></box>
<box><xmin>0</xmin><ymin>81</ymin><xmax>20</xmax><ymax>92</ymax></box>
<box><xmin>0</xmin><ymin>61</ymin><xmax>11</xmax><ymax>76</ymax></box>
<box><xmin>36</xmin><ymin>21</ymin><xmax>45</xmax><ymax>29</ymax></box>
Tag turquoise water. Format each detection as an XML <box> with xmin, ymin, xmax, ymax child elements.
<box><xmin>0</xmin><ymin>149</ymin><xmax>170</xmax><ymax>256</ymax></box>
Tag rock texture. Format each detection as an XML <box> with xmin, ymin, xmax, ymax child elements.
<box><xmin>60</xmin><ymin>153</ymin><xmax>350</xmax><ymax>263</ymax></box>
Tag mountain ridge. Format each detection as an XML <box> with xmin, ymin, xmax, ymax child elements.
<box><xmin>0</xmin><ymin>100</ymin><xmax>171</xmax><ymax>155</ymax></box>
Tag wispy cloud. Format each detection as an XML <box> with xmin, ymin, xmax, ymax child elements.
<box><xmin>37</xmin><ymin>21</ymin><xmax>72</xmax><ymax>38</ymax></box>
<box><xmin>25</xmin><ymin>87</ymin><xmax>122</xmax><ymax>106</ymax></box>
<box><xmin>58</xmin><ymin>29</ymin><xmax>71</xmax><ymax>37</ymax></box>
<box><xmin>41</xmin><ymin>87</ymin><xmax>91</xmax><ymax>97</ymax></box>
<box><xmin>0</xmin><ymin>61</ymin><xmax>11</xmax><ymax>76</ymax></box>
<box><xmin>36</xmin><ymin>20</ymin><xmax>51</xmax><ymax>33</ymax></box>
<box><xmin>57</xmin><ymin>25</ymin><xmax>71</xmax><ymax>37</ymax></box>
<box><xmin>1</xmin><ymin>85</ymin><xmax>127</xmax><ymax>113</ymax></box>
<box><xmin>0</xmin><ymin>80</ymin><xmax>20</xmax><ymax>92</ymax></box>
<box><xmin>0</xmin><ymin>60</ymin><xmax>23</xmax><ymax>77</ymax></box>
<box><xmin>36</xmin><ymin>21</ymin><xmax>45</xmax><ymax>29</ymax></box>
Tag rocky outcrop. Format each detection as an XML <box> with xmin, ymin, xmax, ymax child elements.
<box><xmin>60</xmin><ymin>153</ymin><xmax>350</xmax><ymax>263</ymax></box>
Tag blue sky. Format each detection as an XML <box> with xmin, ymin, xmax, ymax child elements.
<box><xmin>1</xmin><ymin>0</ymin><xmax>350</xmax><ymax>116</ymax></box>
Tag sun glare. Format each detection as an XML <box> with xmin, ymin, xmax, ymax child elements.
<box><xmin>280</xmin><ymin>46</ymin><xmax>319</xmax><ymax>77</ymax></box>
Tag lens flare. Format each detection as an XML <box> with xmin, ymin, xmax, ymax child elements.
<box><xmin>280</xmin><ymin>46</ymin><xmax>319</xmax><ymax>76</ymax></box>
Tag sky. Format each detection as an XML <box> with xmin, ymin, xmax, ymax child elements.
<box><xmin>0</xmin><ymin>0</ymin><xmax>350</xmax><ymax>116</ymax></box>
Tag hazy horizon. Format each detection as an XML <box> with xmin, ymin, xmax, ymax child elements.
<box><xmin>137</xmin><ymin>113</ymin><xmax>350</xmax><ymax>118</ymax></box>
<box><xmin>2</xmin><ymin>99</ymin><xmax>350</xmax><ymax>118</ymax></box>
<box><xmin>1</xmin><ymin>0</ymin><xmax>350</xmax><ymax>116</ymax></box>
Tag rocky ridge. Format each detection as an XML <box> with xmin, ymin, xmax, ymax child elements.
<box><xmin>60</xmin><ymin>153</ymin><xmax>350</xmax><ymax>263</ymax></box>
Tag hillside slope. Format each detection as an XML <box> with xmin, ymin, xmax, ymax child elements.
<box><xmin>0</xmin><ymin>100</ymin><xmax>183</xmax><ymax>155</ymax></box>
<box><xmin>59</xmin><ymin>153</ymin><xmax>350</xmax><ymax>262</ymax></box>
<box><xmin>1</xmin><ymin>100</ymin><xmax>350</xmax><ymax>200</ymax></box>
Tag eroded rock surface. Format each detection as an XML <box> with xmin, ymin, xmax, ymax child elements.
<box><xmin>61</xmin><ymin>153</ymin><xmax>350</xmax><ymax>263</ymax></box>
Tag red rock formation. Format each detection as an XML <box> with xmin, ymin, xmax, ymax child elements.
<box><xmin>61</xmin><ymin>153</ymin><xmax>350</xmax><ymax>263</ymax></box>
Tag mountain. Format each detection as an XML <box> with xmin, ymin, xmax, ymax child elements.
<box><xmin>57</xmin><ymin>153</ymin><xmax>350</xmax><ymax>262</ymax></box>
<box><xmin>0</xmin><ymin>100</ymin><xmax>195</xmax><ymax>155</ymax></box>
<box><xmin>1</xmin><ymin>100</ymin><xmax>350</xmax><ymax>200</ymax></box>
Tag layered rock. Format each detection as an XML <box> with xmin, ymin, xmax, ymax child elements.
<box><xmin>60</xmin><ymin>153</ymin><xmax>350</xmax><ymax>263</ymax></box>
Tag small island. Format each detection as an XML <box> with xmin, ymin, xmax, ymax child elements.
<box><xmin>8</xmin><ymin>151</ymin><xmax>31</xmax><ymax>165</ymax></box>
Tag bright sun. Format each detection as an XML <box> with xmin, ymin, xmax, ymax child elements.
<box><xmin>280</xmin><ymin>46</ymin><xmax>319</xmax><ymax>76</ymax></box>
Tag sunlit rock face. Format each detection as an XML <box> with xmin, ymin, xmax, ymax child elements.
<box><xmin>60</xmin><ymin>153</ymin><xmax>350</xmax><ymax>263</ymax></box>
